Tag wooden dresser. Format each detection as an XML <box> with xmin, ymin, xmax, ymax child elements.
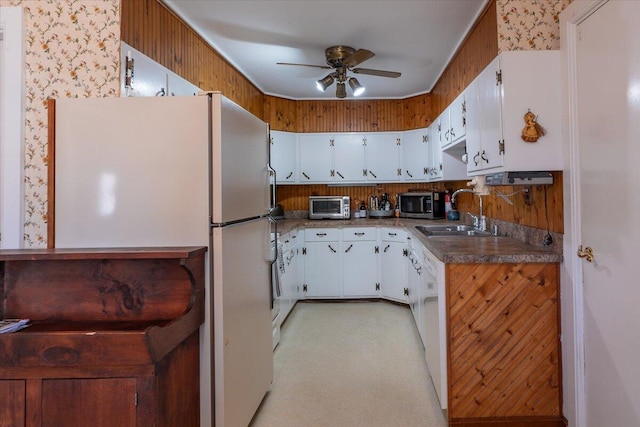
<box><xmin>0</xmin><ymin>247</ymin><xmax>206</xmax><ymax>427</ymax></box>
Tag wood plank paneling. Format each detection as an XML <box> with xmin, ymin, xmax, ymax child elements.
<box><xmin>121</xmin><ymin>0</ymin><xmax>562</xmax><ymax>233</ymax></box>
<box><xmin>447</xmin><ymin>263</ymin><xmax>561</xmax><ymax>420</ymax></box>
<box><xmin>120</xmin><ymin>0</ymin><xmax>264</xmax><ymax>118</ymax></box>
<box><xmin>431</xmin><ymin>0</ymin><xmax>498</xmax><ymax>117</ymax></box>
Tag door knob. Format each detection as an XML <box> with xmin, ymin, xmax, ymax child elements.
<box><xmin>577</xmin><ymin>245</ymin><xmax>594</xmax><ymax>262</ymax></box>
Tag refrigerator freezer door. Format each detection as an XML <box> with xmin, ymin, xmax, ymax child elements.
<box><xmin>210</xmin><ymin>94</ymin><xmax>270</xmax><ymax>224</ymax></box>
<box><xmin>212</xmin><ymin>217</ymin><xmax>273</xmax><ymax>427</ymax></box>
<box><xmin>54</xmin><ymin>96</ymin><xmax>210</xmax><ymax>248</ymax></box>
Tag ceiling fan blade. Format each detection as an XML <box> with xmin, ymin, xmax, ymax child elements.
<box><xmin>352</xmin><ymin>68</ymin><xmax>401</xmax><ymax>78</ymax></box>
<box><xmin>342</xmin><ymin>49</ymin><xmax>375</xmax><ymax>68</ymax></box>
<box><xmin>276</xmin><ymin>62</ymin><xmax>332</xmax><ymax>70</ymax></box>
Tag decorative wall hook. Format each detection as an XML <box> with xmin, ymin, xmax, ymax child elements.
<box><xmin>521</xmin><ymin>110</ymin><xmax>546</xmax><ymax>143</ymax></box>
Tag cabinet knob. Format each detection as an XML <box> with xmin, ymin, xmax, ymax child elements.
<box><xmin>577</xmin><ymin>245</ymin><xmax>595</xmax><ymax>262</ymax></box>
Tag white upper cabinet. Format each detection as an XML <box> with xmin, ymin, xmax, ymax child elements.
<box><xmin>333</xmin><ymin>134</ymin><xmax>366</xmax><ymax>182</ymax></box>
<box><xmin>270</xmin><ymin>131</ymin><xmax>297</xmax><ymax>184</ymax></box>
<box><xmin>467</xmin><ymin>51</ymin><xmax>562</xmax><ymax>175</ymax></box>
<box><xmin>364</xmin><ymin>133</ymin><xmax>402</xmax><ymax>182</ymax></box>
<box><xmin>448</xmin><ymin>91</ymin><xmax>466</xmax><ymax>147</ymax></box>
<box><xmin>298</xmin><ymin>134</ymin><xmax>334</xmax><ymax>183</ymax></box>
<box><xmin>401</xmin><ymin>128</ymin><xmax>430</xmax><ymax>181</ymax></box>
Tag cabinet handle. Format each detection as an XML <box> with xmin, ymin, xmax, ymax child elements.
<box><xmin>481</xmin><ymin>150</ymin><xmax>488</xmax><ymax>163</ymax></box>
<box><xmin>316</xmin><ymin>233</ymin><xmax>327</xmax><ymax>237</ymax></box>
<box><xmin>450</xmin><ymin>128</ymin><xmax>455</xmax><ymax>138</ymax></box>
<box><xmin>369</xmin><ymin>170</ymin><xmax>377</xmax><ymax>179</ymax></box>
<box><xmin>285</xmin><ymin>172</ymin><xmax>293</xmax><ymax>180</ymax></box>
<box><xmin>345</xmin><ymin>244</ymin><xmax>353</xmax><ymax>253</ymax></box>
<box><xmin>577</xmin><ymin>245</ymin><xmax>595</xmax><ymax>262</ymax></box>
<box><xmin>445</xmin><ymin>129</ymin><xmax>450</xmax><ymax>140</ymax></box>
<box><xmin>328</xmin><ymin>244</ymin><xmax>336</xmax><ymax>253</ymax></box>
<box><xmin>473</xmin><ymin>152</ymin><xmax>480</xmax><ymax>166</ymax></box>
<box><xmin>354</xmin><ymin>232</ymin><xmax>365</xmax><ymax>236</ymax></box>
<box><xmin>406</xmin><ymin>170</ymin><xmax>413</xmax><ymax>178</ymax></box>
<box><xmin>383</xmin><ymin>244</ymin><xmax>390</xmax><ymax>253</ymax></box>
<box><xmin>302</xmin><ymin>172</ymin><xmax>310</xmax><ymax>180</ymax></box>
<box><xmin>388</xmin><ymin>232</ymin><xmax>397</xmax><ymax>237</ymax></box>
<box><xmin>336</xmin><ymin>171</ymin><xmax>344</xmax><ymax>179</ymax></box>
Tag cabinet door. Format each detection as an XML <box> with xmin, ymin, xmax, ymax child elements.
<box><xmin>449</xmin><ymin>91</ymin><xmax>466</xmax><ymax>146</ymax></box>
<box><xmin>401</xmin><ymin>128</ymin><xmax>429</xmax><ymax>181</ymax></box>
<box><xmin>380</xmin><ymin>241</ymin><xmax>408</xmax><ymax>302</ymax></box>
<box><xmin>333</xmin><ymin>134</ymin><xmax>365</xmax><ymax>182</ymax></box>
<box><xmin>303</xmin><ymin>241</ymin><xmax>341</xmax><ymax>297</ymax></box>
<box><xmin>167</xmin><ymin>72</ymin><xmax>200</xmax><ymax>96</ymax></box>
<box><xmin>429</xmin><ymin>125</ymin><xmax>443</xmax><ymax>180</ymax></box>
<box><xmin>365</xmin><ymin>133</ymin><xmax>401</xmax><ymax>182</ymax></box>
<box><xmin>465</xmin><ymin>79</ymin><xmax>481</xmax><ymax>173</ymax></box>
<box><xmin>437</xmin><ymin>110</ymin><xmax>451</xmax><ymax>148</ymax></box>
<box><xmin>270</xmin><ymin>131</ymin><xmax>297</xmax><ymax>183</ymax></box>
<box><xmin>299</xmin><ymin>134</ymin><xmax>333</xmax><ymax>182</ymax></box>
<box><xmin>475</xmin><ymin>56</ymin><xmax>503</xmax><ymax>171</ymax></box>
<box><xmin>343</xmin><ymin>241</ymin><xmax>379</xmax><ymax>297</ymax></box>
<box><xmin>0</xmin><ymin>380</ymin><xmax>25</xmax><ymax>427</ymax></box>
<box><xmin>42</xmin><ymin>378</ymin><xmax>137</xmax><ymax>427</ymax></box>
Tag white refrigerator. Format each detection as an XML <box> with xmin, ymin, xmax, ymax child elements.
<box><xmin>54</xmin><ymin>93</ymin><xmax>274</xmax><ymax>427</ymax></box>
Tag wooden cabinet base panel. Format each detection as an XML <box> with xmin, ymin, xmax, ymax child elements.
<box><xmin>450</xmin><ymin>415</ymin><xmax>567</xmax><ymax>426</ymax></box>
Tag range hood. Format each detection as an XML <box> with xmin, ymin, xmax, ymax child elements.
<box><xmin>484</xmin><ymin>171</ymin><xmax>553</xmax><ymax>186</ymax></box>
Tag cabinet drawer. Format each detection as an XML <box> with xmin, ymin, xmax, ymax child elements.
<box><xmin>343</xmin><ymin>227</ymin><xmax>376</xmax><ymax>241</ymax></box>
<box><xmin>304</xmin><ymin>228</ymin><xmax>339</xmax><ymax>241</ymax></box>
<box><xmin>380</xmin><ymin>227</ymin><xmax>406</xmax><ymax>242</ymax></box>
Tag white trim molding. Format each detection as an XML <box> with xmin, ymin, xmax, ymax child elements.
<box><xmin>560</xmin><ymin>2</ymin><xmax>608</xmax><ymax>427</ymax></box>
<box><xmin>0</xmin><ymin>6</ymin><xmax>25</xmax><ymax>249</ymax></box>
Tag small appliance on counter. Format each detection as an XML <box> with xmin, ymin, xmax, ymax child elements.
<box><xmin>309</xmin><ymin>196</ymin><xmax>350</xmax><ymax>220</ymax></box>
<box><xmin>367</xmin><ymin>193</ymin><xmax>394</xmax><ymax>218</ymax></box>
<box><xmin>398</xmin><ymin>191</ymin><xmax>445</xmax><ymax>219</ymax></box>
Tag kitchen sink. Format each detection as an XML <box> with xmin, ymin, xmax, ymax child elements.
<box><xmin>415</xmin><ymin>225</ymin><xmax>492</xmax><ymax>237</ymax></box>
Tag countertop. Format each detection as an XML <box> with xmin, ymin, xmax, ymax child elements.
<box><xmin>275</xmin><ymin>218</ymin><xmax>562</xmax><ymax>264</ymax></box>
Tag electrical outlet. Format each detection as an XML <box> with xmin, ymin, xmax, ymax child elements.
<box><xmin>543</xmin><ymin>233</ymin><xmax>553</xmax><ymax>246</ymax></box>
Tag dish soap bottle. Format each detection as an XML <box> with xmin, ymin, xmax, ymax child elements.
<box><xmin>359</xmin><ymin>200</ymin><xmax>367</xmax><ymax>218</ymax></box>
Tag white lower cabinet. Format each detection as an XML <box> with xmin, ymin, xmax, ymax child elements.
<box><xmin>302</xmin><ymin>228</ymin><xmax>341</xmax><ymax>297</ymax></box>
<box><xmin>380</xmin><ymin>228</ymin><xmax>408</xmax><ymax>302</ymax></box>
<box><xmin>407</xmin><ymin>247</ymin><xmax>424</xmax><ymax>339</ymax></box>
<box><xmin>342</xmin><ymin>228</ymin><xmax>379</xmax><ymax>297</ymax></box>
<box><xmin>279</xmin><ymin>231</ymin><xmax>301</xmax><ymax>322</ymax></box>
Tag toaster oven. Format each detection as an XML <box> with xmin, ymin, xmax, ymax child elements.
<box><xmin>309</xmin><ymin>196</ymin><xmax>351</xmax><ymax>220</ymax></box>
<box><xmin>398</xmin><ymin>192</ymin><xmax>445</xmax><ymax>219</ymax></box>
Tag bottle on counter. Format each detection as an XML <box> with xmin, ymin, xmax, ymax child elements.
<box><xmin>359</xmin><ymin>200</ymin><xmax>367</xmax><ymax>218</ymax></box>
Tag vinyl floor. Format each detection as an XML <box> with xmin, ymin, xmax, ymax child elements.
<box><xmin>249</xmin><ymin>301</ymin><xmax>447</xmax><ymax>427</ymax></box>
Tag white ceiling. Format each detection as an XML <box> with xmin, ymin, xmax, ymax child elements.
<box><xmin>162</xmin><ymin>0</ymin><xmax>488</xmax><ymax>100</ymax></box>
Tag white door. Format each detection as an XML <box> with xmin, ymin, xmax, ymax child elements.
<box><xmin>573</xmin><ymin>1</ymin><xmax>640</xmax><ymax>425</ymax></box>
<box><xmin>401</xmin><ymin>128</ymin><xmax>429</xmax><ymax>181</ymax></box>
<box><xmin>303</xmin><ymin>241</ymin><xmax>341</xmax><ymax>297</ymax></box>
<box><xmin>342</xmin><ymin>240</ymin><xmax>378</xmax><ymax>297</ymax></box>
<box><xmin>269</xmin><ymin>131</ymin><xmax>297</xmax><ymax>183</ymax></box>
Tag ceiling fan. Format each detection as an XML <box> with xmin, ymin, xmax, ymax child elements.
<box><xmin>277</xmin><ymin>46</ymin><xmax>401</xmax><ymax>98</ymax></box>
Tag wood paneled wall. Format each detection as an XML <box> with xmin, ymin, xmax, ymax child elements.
<box><xmin>120</xmin><ymin>0</ymin><xmax>562</xmax><ymax>233</ymax></box>
<box><xmin>431</xmin><ymin>0</ymin><xmax>498</xmax><ymax>117</ymax></box>
<box><xmin>120</xmin><ymin>0</ymin><xmax>264</xmax><ymax>118</ymax></box>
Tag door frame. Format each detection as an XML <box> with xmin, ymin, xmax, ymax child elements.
<box><xmin>560</xmin><ymin>2</ymin><xmax>608</xmax><ymax>427</ymax></box>
<box><xmin>0</xmin><ymin>6</ymin><xmax>24</xmax><ymax>249</ymax></box>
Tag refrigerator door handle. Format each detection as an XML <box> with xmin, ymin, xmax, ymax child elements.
<box><xmin>268</xmin><ymin>215</ymin><xmax>278</xmax><ymax>263</ymax></box>
<box><xmin>268</xmin><ymin>163</ymin><xmax>276</xmax><ymax>213</ymax></box>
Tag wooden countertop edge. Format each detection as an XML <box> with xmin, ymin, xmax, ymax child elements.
<box><xmin>0</xmin><ymin>246</ymin><xmax>208</xmax><ymax>261</ymax></box>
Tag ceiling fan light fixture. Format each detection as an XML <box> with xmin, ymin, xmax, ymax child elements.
<box><xmin>316</xmin><ymin>74</ymin><xmax>334</xmax><ymax>92</ymax></box>
<box><xmin>336</xmin><ymin>82</ymin><xmax>347</xmax><ymax>98</ymax></box>
<box><xmin>349</xmin><ymin>78</ymin><xmax>365</xmax><ymax>96</ymax></box>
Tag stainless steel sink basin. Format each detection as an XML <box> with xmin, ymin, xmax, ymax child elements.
<box><xmin>415</xmin><ymin>225</ymin><xmax>492</xmax><ymax>237</ymax></box>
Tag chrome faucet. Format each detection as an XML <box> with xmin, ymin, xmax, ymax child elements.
<box><xmin>451</xmin><ymin>188</ymin><xmax>486</xmax><ymax>232</ymax></box>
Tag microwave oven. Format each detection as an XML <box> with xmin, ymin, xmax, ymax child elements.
<box><xmin>309</xmin><ymin>196</ymin><xmax>351</xmax><ymax>220</ymax></box>
<box><xmin>398</xmin><ymin>192</ymin><xmax>445</xmax><ymax>219</ymax></box>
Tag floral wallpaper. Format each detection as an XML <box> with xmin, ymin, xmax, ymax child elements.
<box><xmin>497</xmin><ymin>0</ymin><xmax>572</xmax><ymax>51</ymax></box>
<box><xmin>0</xmin><ymin>0</ymin><xmax>120</xmax><ymax>247</ymax></box>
